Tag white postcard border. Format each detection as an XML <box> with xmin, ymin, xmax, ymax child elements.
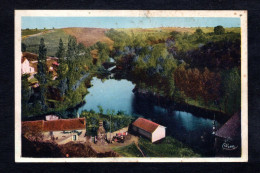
<box><xmin>15</xmin><ymin>10</ymin><xmax>248</xmax><ymax>162</ymax></box>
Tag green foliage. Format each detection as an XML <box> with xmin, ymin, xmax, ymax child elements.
<box><xmin>214</xmin><ymin>25</ymin><xmax>225</xmax><ymax>35</ymax></box>
<box><xmin>107</xmin><ymin>27</ymin><xmax>241</xmax><ymax>115</ymax></box>
<box><xmin>22</xmin><ymin>33</ymin><xmax>96</xmax><ymax>117</ymax></box>
<box><xmin>114</xmin><ymin>136</ymin><xmax>200</xmax><ymax>157</ymax></box>
<box><xmin>113</xmin><ymin>143</ymin><xmax>143</xmax><ymax>157</ymax></box>
<box><xmin>139</xmin><ymin>137</ymin><xmax>200</xmax><ymax>157</ymax></box>
<box><xmin>80</xmin><ymin>109</ymin><xmax>135</xmax><ymax>136</ymax></box>
<box><xmin>22</xmin><ymin>29</ymin><xmax>70</xmax><ymax>56</ymax></box>
<box><xmin>35</xmin><ymin>38</ymin><xmax>48</xmax><ymax>111</ymax></box>
<box><xmin>221</xmin><ymin>67</ymin><xmax>241</xmax><ymax>115</ymax></box>
<box><xmin>22</xmin><ymin>43</ymin><xmax>27</xmax><ymax>52</ymax></box>
<box><xmin>22</xmin><ymin>29</ymin><xmax>47</xmax><ymax>37</ymax></box>
<box><xmin>97</xmin><ymin>105</ymin><xmax>104</xmax><ymax>114</ymax></box>
<box><xmin>21</xmin><ymin>74</ymin><xmax>31</xmax><ymax>117</ymax></box>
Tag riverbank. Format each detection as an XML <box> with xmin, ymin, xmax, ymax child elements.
<box><xmin>132</xmin><ymin>86</ymin><xmax>229</xmax><ymax>123</ymax></box>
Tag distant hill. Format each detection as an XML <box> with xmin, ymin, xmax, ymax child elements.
<box><xmin>62</xmin><ymin>27</ymin><xmax>114</xmax><ymax>49</ymax></box>
<box><xmin>21</xmin><ymin>27</ymin><xmax>240</xmax><ymax>57</ymax></box>
<box><xmin>22</xmin><ymin>28</ymin><xmax>114</xmax><ymax>56</ymax></box>
<box><xmin>117</xmin><ymin>27</ymin><xmax>240</xmax><ymax>34</ymax></box>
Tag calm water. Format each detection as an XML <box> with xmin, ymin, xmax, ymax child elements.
<box><xmin>77</xmin><ymin>77</ymin><xmax>221</xmax><ymax>156</ymax></box>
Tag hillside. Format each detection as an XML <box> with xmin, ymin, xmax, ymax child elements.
<box><xmin>22</xmin><ymin>28</ymin><xmax>114</xmax><ymax>56</ymax></box>
<box><xmin>22</xmin><ymin>29</ymin><xmax>70</xmax><ymax>56</ymax></box>
<box><xmin>116</xmin><ymin>27</ymin><xmax>240</xmax><ymax>34</ymax></box>
<box><xmin>62</xmin><ymin>27</ymin><xmax>114</xmax><ymax>49</ymax></box>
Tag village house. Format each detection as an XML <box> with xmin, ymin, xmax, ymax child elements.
<box><xmin>21</xmin><ymin>57</ymin><xmax>35</xmax><ymax>75</ymax></box>
<box><xmin>22</xmin><ymin>118</ymin><xmax>86</xmax><ymax>145</ymax></box>
<box><xmin>132</xmin><ymin>118</ymin><xmax>166</xmax><ymax>143</ymax></box>
<box><xmin>21</xmin><ymin>52</ymin><xmax>59</xmax><ymax>81</ymax></box>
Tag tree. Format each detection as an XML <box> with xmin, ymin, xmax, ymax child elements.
<box><xmin>195</xmin><ymin>28</ymin><xmax>203</xmax><ymax>35</ymax></box>
<box><xmin>170</xmin><ymin>31</ymin><xmax>181</xmax><ymax>38</ymax></box>
<box><xmin>214</xmin><ymin>25</ymin><xmax>225</xmax><ymax>35</ymax></box>
<box><xmin>223</xmin><ymin>67</ymin><xmax>241</xmax><ymax>114</ymax></box>
<box><xmin>35</xmin><ymin>38</ymin><xmax>48</xmax><ymax>110</ymax></box>
<box><xmin>21</xmin><ymin>74</ymin><xmax>31</xmax><ymax>117</ymax></box>
<box><xmin>56</xmin><ymin>38</ymin><xmax>65</xmax><ymax>59</ymax></box>
<box><xmin>56</xmin><ymin>38</ymin><xmax>68</xmax><ymax>96</ymax></box>
<box><xmin>97</xmin><ymin>105</ymin><xmax>104</xmax><ymax>115</ymax></box>
<box><xmin>22</xmin><ymin>43</ymin><xmax>27</xmax><ymax>52</ymax></box>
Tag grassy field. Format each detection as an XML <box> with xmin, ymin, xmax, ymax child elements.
<box><xmin>22</xmin><ymin>29</ymin><xmax>70</xmax><ymax>56</ymax></box>
<box><xmin>22</xmin><ymin>29</ymin><xmax>49</xmax><ymax>38</ymax></box>
<box><xmin>113</xmin><ymin>143</ymin><xmax>143</xmax><ymax>157</ymax></box>
<box><xmin>117</xmin><ymin>27</ymin><xmax>240</xmax><ymax>34</ymax></box>
<box><xmin>113</xmin><ymin>136</ymin><xmax>200</xmax><ymax>157</ymax></box>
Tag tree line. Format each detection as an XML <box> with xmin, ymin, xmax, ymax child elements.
<box><xmin>106</xmin><ymin>26</ymin><xmax>241</xmax><ymax>115</ymax></box>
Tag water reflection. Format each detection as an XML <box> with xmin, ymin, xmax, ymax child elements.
<box><xmin>78</xmin><ymin>77</ymin><xmax>221</xmax><ymax>156</ymax></box>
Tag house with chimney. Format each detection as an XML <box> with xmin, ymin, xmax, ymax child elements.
<box><xmin>22</xmin><ymin>118</ymin><xmax>86</xmax><ymax>145</ymax></box>
<box><xmin>132</xmin><ymin>118</ymin><xmax>166</xmax><ymax>143</ymax></box>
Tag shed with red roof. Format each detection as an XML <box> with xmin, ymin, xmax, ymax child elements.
<box><xmin>132</xmin><ymin>118</ymin><xmax>166</xmax><ymax>143</ymax></box>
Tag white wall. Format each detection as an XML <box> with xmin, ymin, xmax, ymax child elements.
<box><xmin>22</xmin><ymin>59</ymin><xmax>35</xmax><ymax>74</ymax></box>
<box><xmin>151</xmin><ymin>126</ymin><xmax>166</xmax><ymax>143</ymax></box>
<box><xmin>42</xmin><ymin>129</ymin><xmax>85</xmax><ymax>143</ymax></box>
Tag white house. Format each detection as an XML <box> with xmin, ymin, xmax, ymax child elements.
<box><xmin>22</xmin><ymin>118</ymin><xmax>86</xmax><ymax>145</ymax></box>
<box><xmin>21</xmin><ymin>57</ymin><xmax>35</xmax><ymax>74</ymax></box>
<box><xmin>132</xmin><ymin>118</ymin><xmax>166</xmax><ymax>143</ymax></box>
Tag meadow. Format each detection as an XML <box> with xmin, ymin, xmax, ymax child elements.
<box><xmin>113</xmin><ymin>136</ymin><xmax>200</xmax><ymax>157</ymax></box>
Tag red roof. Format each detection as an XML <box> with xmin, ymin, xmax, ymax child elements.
<box><xmin>52</xmin><ymin>61</ymin><xmax>59</xmax><ymax>66</ymax></box>
<box><xmin>22</xmin><ymin>118</ymin><xmax>86</xmax><ymax>132</ymax></box>
<box><xmin>132</xmin><ymin>118</ymin><xmax>162</xmax><ymax>133</ymax></box>
<box><xmin>21</xmin><ymin>57</ymin><xmax>27</xmax><ymax>63</ymax></box>
<box><xmin>215</xmin><ymin>112</ymin><xmax>241</xmax><ymax>139</ymax></box>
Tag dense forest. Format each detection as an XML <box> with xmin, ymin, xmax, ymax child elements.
<box><xmin>105</xmin><ymin>26</ymin><xmax>241</xmax><ymax>115</ymax></box>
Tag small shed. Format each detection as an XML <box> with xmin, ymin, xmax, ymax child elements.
<box><xmin>132</xmin><ymin>118</ymin><xmax>166</xmax><ymax>143</ymax></box>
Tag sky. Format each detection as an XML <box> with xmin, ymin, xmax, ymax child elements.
<box><xmin>22</xmin><ymin>17</ymin><xmax>240</xmax><ymax>29</ymax></box>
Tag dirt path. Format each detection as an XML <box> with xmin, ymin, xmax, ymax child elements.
<box><xmin>22</xmin><ymin>30</ymin><xmax>55</xmax><ymax>39</ymax></box>
<box><xmin>134</xmin><ymin>141</ymin><xmax>145</xmax><ymax>157</ymax></box>
<box><xmin>90</xmin><ymin>134</ymin><xmax>139</xmax><ymax>154</ymax></box>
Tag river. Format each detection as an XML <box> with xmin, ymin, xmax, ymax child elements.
<box><xmin>77</xmin><ymin>77</ymin><xmax>222</xmax><ymax>156</ymax></box>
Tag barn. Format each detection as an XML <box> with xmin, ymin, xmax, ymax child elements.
<box><xmin>132</xmin><ymin>118</ymin><xmax>166</xmax><ymax>143</ymax></box>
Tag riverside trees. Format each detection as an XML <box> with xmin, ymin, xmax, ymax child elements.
<box><xmin>21</xmin><ymin>35</ymin><xmax>110</xmax><ymax>118</ymax></box>
<box><xmin>106</xmin><ymin>26</ymin><xmax>241</xmax><ymax>115</ymax></box>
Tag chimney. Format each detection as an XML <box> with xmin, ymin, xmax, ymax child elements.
<box><xmin>99</xmin><ymin>120</ymin><xmax>103</xmax><ymax>127</ymax></box>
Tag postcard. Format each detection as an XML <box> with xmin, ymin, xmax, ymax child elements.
<box><xmin>15</xmin><ymin>10</ymin><xmax>248</xmax><ymax>162</ymax></box>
